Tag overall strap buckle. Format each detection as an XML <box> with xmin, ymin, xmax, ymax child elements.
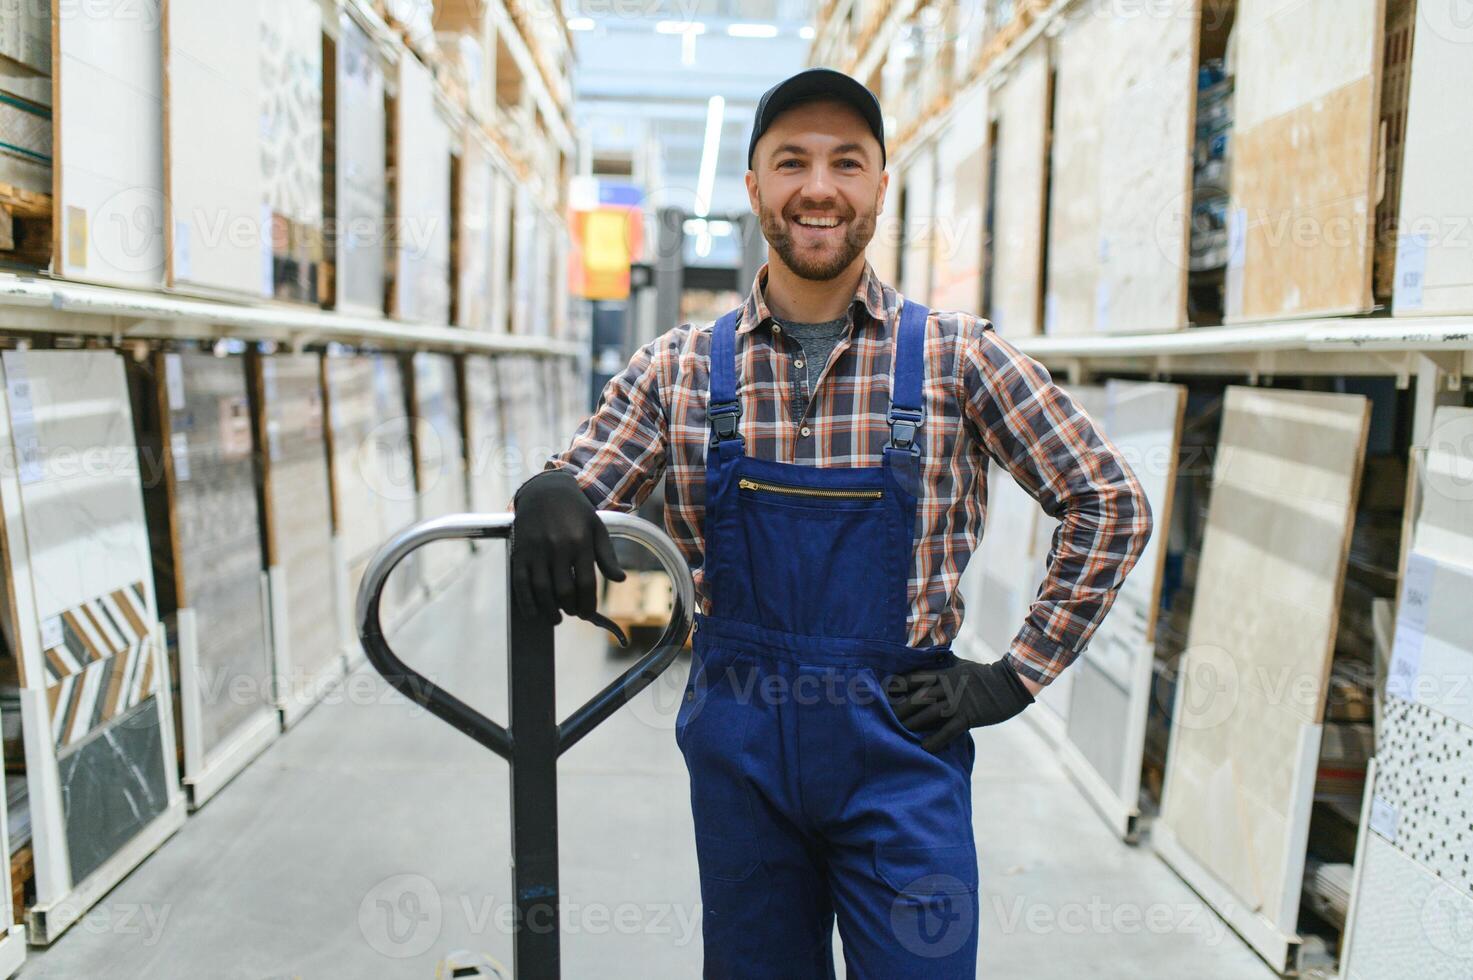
<box><xmin>709</xmin><ymin>401</ymin><xmax>742</xmax><ymax>445</ymax></box>
<box><xmin>886</xmin><ymin>407</ymin><xmax>923</xmax><ymax>453</ymax></box>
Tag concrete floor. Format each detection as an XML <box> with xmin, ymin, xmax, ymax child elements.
<box><xmin>23</xmin><ymin>548</ymin><xmax>1278</xmax><ymax>978</ymax></box>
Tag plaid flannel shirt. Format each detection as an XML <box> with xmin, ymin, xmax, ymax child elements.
<box><xmin>543</xmin><ymin>262</ymin><xmax>1153</xmax><ymax>685</ymax></box>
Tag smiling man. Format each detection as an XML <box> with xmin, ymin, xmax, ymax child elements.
<box><xmin>510</xmin><ymin>68</ymin><xmax>1153</xmax><ymax>977</ymax></box>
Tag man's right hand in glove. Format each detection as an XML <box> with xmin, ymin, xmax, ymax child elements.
<box><xmin>510</xmin><ymin>468</ymin><xmax>626</xmax><ymax>624</ymax></box>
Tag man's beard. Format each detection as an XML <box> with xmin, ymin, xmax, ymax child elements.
<box><xmin>757</xmin><ymin>191</ymin><xmax>877</xmax><ymax>282</ymax></box>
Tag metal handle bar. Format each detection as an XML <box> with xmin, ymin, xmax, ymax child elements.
<box><xmin>354</xmin><ymin>511</ymin><xmax>696</xmax><ymax>758</ymax></box>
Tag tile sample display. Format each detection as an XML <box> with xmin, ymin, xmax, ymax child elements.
<box><xmin>157</xmin><ymin>353</ymin><xmax>275</xmax><ymax>770</ymax></box>
<box><xmin>1063</xmin><ymin>381</ymin><xmax>1186</xmax><ymax>836</ymax></box>
<box><xmin>1415</xmin><ymin>405</ymin><xmax>1473</xmax><ymax>565</ymax></box>
<box><xmin>164</xmin><ymin>0</ymin><xmax>263</xmax><ymax>296</ymax></box>
<box><xmin>1393</xmin><ymin>10</ymin><xmax>1473</xmax><ymax>315</ymax></box>
<box><xmin>899</xmin><ymin>145</ymin><xmax>936</xmax><ymax>305</ymax></box>
<box><xmin>463</xmin><ymin>356</ymin><xmax>509</xmax><ymax>512</ymax></box>
<box><xmin>1158</xmin><ymin>386</ymin><xmax>1369</xmax><ymax>962</ymax></box>
<box><xmin>1226</xmin><ymin>0</ymin><xmax>1383</xmax><ymax>320</ymax></box>
<box><xmin>259</xmin><ymin>0</ymin><xmax>324</xmax><ymax>302</ymax></box>
<box><xmin>327</xmin><ymin>355</ymin><xmax>420</xmax><ymax>628</ymax></box>
<box><xmin>1386</xmin><ymin>407</ymin><xmax>1473</xmax><ymax>729</ymax></box>
<box><xmin>457</xmin><ymin>138</ymin><xmax>497</xmax><ymax>330</ymax></box>
<box><xmin>1043</xmin><ymin>1</ymin><xmax>1112</xmax><ymax>336</ymax></box>
<box><xmin>41</xmin><ymin>582</ymin><xmax>158</xmax><ymax>747</ymax></box>
<box><xmin>53</xmin><ymin>0</ymin><xmax>165</xmax><ymax>287</ymax></box>
<box><xmin>930</xmin><ymin>85</ymin><xmax>988</xmax><ymax>314</ymax></box>
<box><xmin>56</xmin><ymin>698</ymin><xmax>168</xmax><ymax>885</ymax></box>
<box><xmin>987</xmin><ymin>38</ymin><xmax>1051</xmax><ymax>337</ymax></box>
<box><xmin>0</xmin><ymin>350</ymin><xmax>182</xmax><ymax>942</ymax></box>
<box><xmin>1093</xmin><ymin>0</ymin><xmax>1196</xmax><ymax>333</ymax></box>
<box><xmin>334</xmin><ymin>12</ymin><xmax>388</xmax><ymax>314</ymax></box>
<box><xmin>1046</xmin><ymin>0</ymin><xmax>1197</xmax><ymax>334</ymax></box>
<box><xmin>392</xmin><ymin>52</ymin><xmax>452</xmax><ymax>324</ymax></box>
<box><xmin>1370</xmin><ymin>695</ymin><xmax>1473</xmax><ymax>901</ymax></box>
<box><xmin>494</xmin><ymin>355</ymin><xmax>537</xmax><ymax>485</ymax></box>
<box><xmin>259</xmin><ymin>352</ymin><xmax>340</xmax><ymax>713</ymax></box>
<box><xmin>410</xmin><ymin>353</ymin><xmax>469</xmax><ymax>590</ymax></box>
<box><xmin>970</xmin><ymin>461</ymin><xmax>1049</xmax><ymax>667</ymax></box>
<box><xmin>1342</xmin><ymin>833</ymin><xmax>1473</xmax><ymax>980</ymax></box>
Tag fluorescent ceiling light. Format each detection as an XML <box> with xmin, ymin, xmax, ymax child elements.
<box><xmin>727</xmin><ymin>23</ymin><xmax>779</xmax><ymax>38</ymax></box>
<box><xmin>693</xmin><ymin>95</ymin><xmax>725</xmax><ymax>217</ymax></box>
<box><xmin>799</xmin><ymin>25</ymin><xmax>816</xmax><ymax>40</ymax></box>
<box><xmin>567</xmin><ymin>16</ymin><xmax>594</xmax><ymax>31</ymax></box>
<box><xmin>655</xmin><ymin>20</ymin><xmax>705</xmax><ymax>34</ymax></box>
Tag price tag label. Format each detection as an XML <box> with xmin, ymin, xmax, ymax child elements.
<box><xmin>1387</xmin><ymin>552</ymin><xmax>1436</xmax><ymax>701</ymax></box>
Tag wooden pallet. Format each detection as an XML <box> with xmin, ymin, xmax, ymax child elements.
<box><xmin>0</xmin><ymin>180</ymin><xmax>51</xmax><ymax>266</ymax></box>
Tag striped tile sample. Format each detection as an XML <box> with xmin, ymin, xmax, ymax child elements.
<box><xmin>262</xmin><ymin>353</ymin><xmax>339</xmax><ymax>692</ymax></box>
<box><xmin>168</xmin><ymin>352</ymin><xmax>273</xmax><ymax>759</ymax></box>
<box><xmin>1</xmin><ymin>349</ymin><xmax>172</xmax><ymax>882</ymax></box>
<box><xmin>43</xmin><ymin>583</ymin><xmax>159</xmax><ymax>747</ymax></box>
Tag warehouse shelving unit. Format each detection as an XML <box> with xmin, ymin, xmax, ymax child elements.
<box><xmin>0</xmin><ymin>0</ymin><xmax>583</xmax><ymax>959</ymax></box>
<box><xmin>815</xmin><ymin>0</ymin><xmax>1473</xmax><ymax>976</ymax></box>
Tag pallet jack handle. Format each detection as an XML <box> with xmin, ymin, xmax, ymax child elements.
<box><xmin>356</xmin><ymin>512</ymin><xmax>696</xmax><ymax>979</ymax></box>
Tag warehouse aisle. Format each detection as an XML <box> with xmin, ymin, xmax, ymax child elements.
<box><xmin>23</xmin><ymin>549</ymin><xmax>1274</xmax><ymax>979</ymax></box>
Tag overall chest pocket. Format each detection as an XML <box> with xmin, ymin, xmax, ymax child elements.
<box><xmin>732</xmin><ymin>476</ymin><xmax>901</xmax><ymax>639</ymax></box>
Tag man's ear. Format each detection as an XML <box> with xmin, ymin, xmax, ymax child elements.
<box><xmin>745</xmin><ymin>169</ymin><xmax>759</xmax><ymax>214</ymax></box>
<box><xmin>876</xmin><ymin>169</ymin><xmax>889</xmax><ymax>214</ymax></box>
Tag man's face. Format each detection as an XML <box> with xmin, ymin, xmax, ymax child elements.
<box><xmin>746</xmin><ymin>98</ymin><xmax>887</xmax><ymax>282</ymax></box>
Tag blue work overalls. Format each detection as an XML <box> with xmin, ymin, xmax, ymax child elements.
<box><xmin>677</xmin><ymin>300</ymin><xmax>979</xmax><ymax>978</ymax></box>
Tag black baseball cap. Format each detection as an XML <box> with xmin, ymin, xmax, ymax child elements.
<box><xmin>747</xmin><ymin>68</ymin><xmax>886</xmax><ymax>169</ymax></box>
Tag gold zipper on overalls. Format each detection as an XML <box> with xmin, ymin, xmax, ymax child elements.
<box><xmin>737</xmin><ymin>478</ymin><xmax>883</xmax><ymax>500</ymax></box>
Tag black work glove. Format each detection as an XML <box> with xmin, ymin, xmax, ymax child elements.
<box><xmin>510</xmin><ymin>469</ymin><xmax>626</xmax><ymax>625</ymax></box>
<box><xmin>888</xmin><ymin>659</ymin><xmax>1035</xmax><ymax>753</ymax></box>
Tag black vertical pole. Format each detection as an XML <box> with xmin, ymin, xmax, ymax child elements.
<box><xmin>508</xmin><ymin>590</ymin><xmax>561</xmax><ymax>978</ymax></box>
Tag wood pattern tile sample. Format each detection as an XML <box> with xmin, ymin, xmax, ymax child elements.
<box><xmin>1160</xmin><ymin>386</ymin><xmax>1369</xmax><ymax>929</ymax></box>
<box><xmin>1226</xmin><ymin>0</ymin><xmax>1383</xmax><ymax>320</ymax></box>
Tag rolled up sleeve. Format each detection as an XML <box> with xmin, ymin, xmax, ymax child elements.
<box><xmin>539</xmin><ymin>326</ymin><xmax>683</xmax><ymax>512</ymax></box>
<box><xmin>961</xmin><ymin>321</ymin><xmax>1154</xmax><ymax>685</ymax></box>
